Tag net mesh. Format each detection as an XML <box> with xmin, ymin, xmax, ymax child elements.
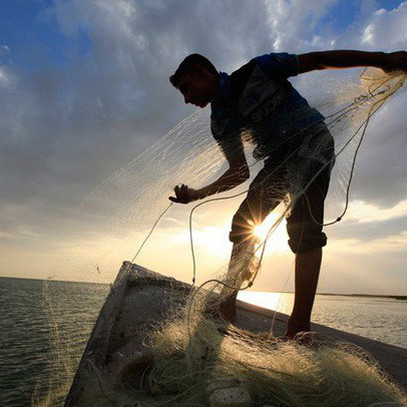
<box><xmin>35</xmin><ymin>69</ymin><xmax>407</xmax><ymax>406</ymax></box>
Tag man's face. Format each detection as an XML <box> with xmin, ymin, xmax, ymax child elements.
<box><xmin>176</xmin><ymin>70</ymin><xmax>217</xmax><ymax>108</ymax></box>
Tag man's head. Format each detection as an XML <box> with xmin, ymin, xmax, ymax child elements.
<box><xmin>170</xmin><ymin>54</ymin><xmax>219</xmax><ymax>108</ymax></box>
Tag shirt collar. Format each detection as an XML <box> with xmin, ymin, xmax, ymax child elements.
<box><xmin>218</xmin><ymin>71</ymin><xmax>230</xmax><ymax>100</ymax></box>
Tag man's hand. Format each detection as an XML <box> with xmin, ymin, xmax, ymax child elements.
<box><xmin>169</xmin><ymin>184</ymin><xmax>199</xmax><ymax>204</ymax></box>
<box><xmin>382</xmin><ymin>51</ymin><xmax>407</xmax><ymax>73</ymax></box>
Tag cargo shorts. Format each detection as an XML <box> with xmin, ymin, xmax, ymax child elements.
<box><xmin>229</xmin><ymin>122</ymin><xmax>335</xmax><ymax>254</ymax></box>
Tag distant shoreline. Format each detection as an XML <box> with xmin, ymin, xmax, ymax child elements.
<box><xmin>0</xmin><ymin>275</ymin><xmax>108</xmax><ymax>287</ymax></box>
<box><xmin>271</xmin><ymin>292</ymin><xmax>407</xmax><ymax>300</ymax></box>
<box><xmin>317</xmin><ymin>293</ymin><xmax>407</xmax><ymax>300</ymax></box>
<box><xmin>1</xmin><ymin>275</ymin><xmax>407</xmax><ymax>300</ymax></box>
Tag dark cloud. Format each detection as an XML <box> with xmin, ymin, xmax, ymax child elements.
<box><xmin>349</xmin><ymin>93</ymin><xmax>407</xmax><ymax>206</ymax></box>
<box><xmin>332</xmin><ymin>215</ymin><xmax>407</xmax><ymax>242</ymax></box>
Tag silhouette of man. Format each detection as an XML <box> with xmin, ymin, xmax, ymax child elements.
<box><xmin>169</xmin><ymin>50</ymin><xmax>406</xmax><ymax>338</ymax></box>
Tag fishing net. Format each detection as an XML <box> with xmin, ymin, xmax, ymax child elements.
<box><xmin>36</xmin><ymin>68</ymin><xmax>407</xmax><ymax>406</ymax></box>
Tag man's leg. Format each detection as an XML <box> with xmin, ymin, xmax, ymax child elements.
<box><xmin>219</xmin><ymin>238</ymin><xmax>257</xmax><ymax>323</ymax></box>
<box><xmin>283</xmin><ymin>123</ymin><xmax>334</xmax><ymax>338</ymax></box>
<box><xmin>285</xmin><ymin>160</ymin><xmax>332</xmax><ymax>337</ymax></box>
<box><xmin>285</xmin><ymin>247</ymin><xmax>322</xmax><ymax>338</ymax></box>
<box><xmin>220</xmin><ymin>164</ymin><xmax>286</xmax><ymax>323</ymax></box>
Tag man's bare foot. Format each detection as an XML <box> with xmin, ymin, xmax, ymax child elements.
<box><xmin>284</xmin><ymin>318</ymin><xmax>311</xmax><ymax>340</ymax></box>
<box><xmin>219</xmin><ymin>295</ymin><xmax>237</xmax><ymax>323</ymax></box>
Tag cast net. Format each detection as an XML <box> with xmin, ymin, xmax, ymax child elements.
<box><xmin>35</xmin><ymin>69</ymin><xmax>407</xmax><ymax>406</ymax></box>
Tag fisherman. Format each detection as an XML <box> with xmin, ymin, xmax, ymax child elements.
<box><xmin>169</xmin><ymin>50</ymin><xmax>406</xmax><ymax>338</ymax></box>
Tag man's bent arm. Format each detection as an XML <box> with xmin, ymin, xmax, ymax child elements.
<box><xmin>298</xmin><ymin>50</ymin><xmax>407</xmax><ymax>74</ymax></box>
<box><xmin>194</xmin><ymin>164</ymin><xmax>250</xmax><ymax>200</ymax></box>
<box><xmin>195</xmin><ymin>131</ymin><xmax>250</xmax><ymax>199</ymax></box>
<box><xmin>170</xmin><ymin>133</ymin><xmax>250</xmax><ymax>203</ymax></box>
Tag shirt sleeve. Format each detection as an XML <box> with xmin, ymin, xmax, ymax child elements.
<box><xmin>254</xmin><ymin>52</ymin><xmax>299</xmax><ymax>79</ymax></box>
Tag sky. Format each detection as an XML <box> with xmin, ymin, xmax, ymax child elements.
<box><xmin>1</xmin><ymin>0</ymin><xmax>407</xmax><ymax>295</ymax></box>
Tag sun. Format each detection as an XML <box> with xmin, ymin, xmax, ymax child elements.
<box><xmin>252</xmin><ymin>212</ymin><xmax>289</xmax><ymax>253</ymax></box>
<box><xmin>253</xmin><ymin>213</ymin><xmax>281</xmax><ymax>241</ymax></box>
<box><xmin>253</xmin><ymin>224</ymin><xmax>266</xmax><ymax>240</ymax></box>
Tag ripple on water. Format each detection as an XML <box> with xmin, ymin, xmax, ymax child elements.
<box><xmin>0</xmin><ymin>277</ymin><xmax>109</xmax><ymax>407</ymax></box>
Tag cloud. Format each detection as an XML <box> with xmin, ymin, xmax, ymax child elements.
<box><xmin>0</xmin><ymin>45</ymin><xmax>14</xmax><ymax>87</ymax></box>
<box><xmin>0</xmin><ymin>67</ymin><xmax>12</xmax><ymax>87</ymax></box>
<box><xmin>345</xmin><ymin>199</ymin><xmax>407</xmax><ymax>223</ymax></box>
<box><xmin>361</xmin><ymin>3</ymin><xmax>407</xmax><ymax>48</ymax></box>
<box><xmin>333</xmin><ymin>230</ymin><xmax>407</xmax><ymax>253</ymax></box>
<box><xmin>264</xmin><ymin>0</ymin><xmax>339</xmax><ymax>51</ymax></box>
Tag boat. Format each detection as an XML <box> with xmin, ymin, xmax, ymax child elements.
<box><xmin>65</xmin><ymin>261</ymin><xmax>407</xmax><ymax>406</ymax></box>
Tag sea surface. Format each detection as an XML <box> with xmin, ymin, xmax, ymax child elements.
<box><xmin>1</xmin><ymin>277</ymin><xmax>406</xmax><ymax>406</ymax></box>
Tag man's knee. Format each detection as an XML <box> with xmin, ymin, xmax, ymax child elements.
<box><xmin>286</xmin><ymin>222</ymin><xmax>327</xmax><ymax>254</ymax></box>
<box><xmin>229</xmin><ymin>220</ymin><xmax>253</xmax><ymax>244</ymax></box>
<box><xmin>229</xmin><ymin>205</ymin><xmax>256</xmax><ymax>243</ymax></box>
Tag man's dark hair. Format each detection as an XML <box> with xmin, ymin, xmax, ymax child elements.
<box><xmin>170</xmin><ymin>54</ymin><xmax>217</xmax><ymax>87</ymax></box>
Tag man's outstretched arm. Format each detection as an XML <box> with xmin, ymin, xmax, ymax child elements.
<box><xmin>298</xmin><ymin>50</ymin><xmax>407</xmax><ymax>74</ymax></box>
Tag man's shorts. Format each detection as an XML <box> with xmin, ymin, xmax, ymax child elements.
<box><xmin>229</xmin><ymin>122</ymin><xmax>335</xmax><ymax>254</ymax></box>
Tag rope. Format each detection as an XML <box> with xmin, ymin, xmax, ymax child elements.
<box><xmin>130</xmin><ymin>202</ymin><xmax>174</xmax><ymax>265</ymax></box>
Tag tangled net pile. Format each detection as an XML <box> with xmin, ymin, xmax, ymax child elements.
<box><xmin>40</xmin><ymin>69</ymin><xmax>407</xmax><ymax>406</ymax></box>
<box><xmin>143</xmin><ymin>304</ymin><xmax>406</xmax><ymax>407</ymax></box>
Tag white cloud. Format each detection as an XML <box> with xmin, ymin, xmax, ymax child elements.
<box><xmin>0</xmin><ymin>45</ymin><xmax>15</xmax><ymax>88</ymax></box>
<box><xmin>264</xmin><ymin>0</ymin><xmax>338</xmax><ymax>51</ymax></box>
<box><xmin>0</xmin><ymin>66</ymin><xmax>14</xmax><ymax>87</ymax></box>
<box><xmin>346</xmin><ymin>199</ymin><xmax>407</xmax><ymax>223</ymax></box>
<box><xmin>0</xmin><ymin>44</ymin><xmax>10</xmax><ymax>55</ymax></box>
<box><xmin>333</xmin><ymin>230</ymin><xmax>407</xmax><ymax>254</ymax></box>
<box><xmin>361</xmin><ymin>3</ymin><xmax>407</xmax><ymax>48</ymax></box>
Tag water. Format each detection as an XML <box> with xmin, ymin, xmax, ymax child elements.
<box><xmin>0</xmin><ymin>277</ymin><xmax>109</xmax><ymax>407</ymax></box>
<box><xmin>238</xmin><ymin>291</ymin><xmax>407</xmax><ymax>349</ymax></box>
<box><xmin>1</xmin><ymin>277</ymin><xmax>406</xmax><ymax>406</ymax></box>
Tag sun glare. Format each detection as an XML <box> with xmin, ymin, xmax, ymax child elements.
<box><xmin>237</xmin><ymin>291</ymin><xmax>292</xmax><ymax>313</ymax></box>
<box><xmin>253</xmin><ymin>212</ymin><xmax>289</xmax><ymax>254</ymax></box>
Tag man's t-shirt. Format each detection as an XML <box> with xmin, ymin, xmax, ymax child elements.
<box><xmin>210</xmin><ymin>52</ymin><xmax>324</xmax><ymax>161</ymax></box>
